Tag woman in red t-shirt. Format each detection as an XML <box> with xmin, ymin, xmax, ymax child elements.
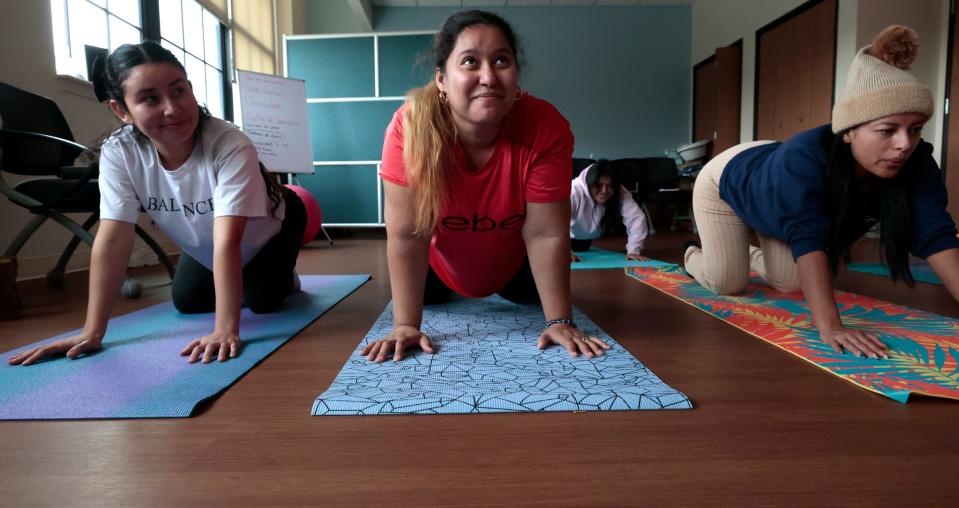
<box><xmin>366</xmin><ymin>10</ymin><xmax>610</xmax><ymax>362</ymax></box>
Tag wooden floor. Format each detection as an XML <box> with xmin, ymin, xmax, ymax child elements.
<box><xmin>1</xmin><ymin>232</ymin><xmax>958</xmax><ymax>507</ymax></box>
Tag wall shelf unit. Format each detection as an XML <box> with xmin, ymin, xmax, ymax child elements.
<box><xmin>285</xmin><ymin>31</ymin><xmax>434</xmax><ymax>227</ymax></box>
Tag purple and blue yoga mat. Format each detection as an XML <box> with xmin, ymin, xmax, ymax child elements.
<box><xmin>0</xmin><ymin>275</ymin><xmax>369</xmax><ymax>420</ymax></box>
<box><xmin>313</xmin><ymin>295</ymin><xmax>692</xmax><ymax>415</ymax></box>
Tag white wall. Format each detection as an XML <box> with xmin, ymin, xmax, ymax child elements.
<box><xmin>691</xmin><ymin>0</ymin><xmax>949</xmax><ymax>159</ymax></box>
<box><xmin>0</xmin><ymin>0</ymin><xmax>174</xmax><ymax>280</ymax></box>
<box><xmin>304</xmin><ymin>0</ymin><xmax>374</xmax><ymax>33</ymax></box>
<box><xmin>854</xmin><ymin>0</ymin><xmax>949</xmax><ymax>162</ymax></box>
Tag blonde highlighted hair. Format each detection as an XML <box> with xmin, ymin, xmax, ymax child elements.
<box><xmin>404</xmin><ymin>81</ymin><xmax>457</xmax><ymax>236</ymax></box>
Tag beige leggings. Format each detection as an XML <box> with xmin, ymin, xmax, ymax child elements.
<box><xmin>684</xmin><ymin>141</ymin><xmax>802</xmax><ymax>295</ymax></box>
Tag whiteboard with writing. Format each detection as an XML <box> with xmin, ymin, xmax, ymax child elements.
<box><xmin>237</xmin><ymin>70</ymin><xmax>313</xmax><ymax>174</ymax></box>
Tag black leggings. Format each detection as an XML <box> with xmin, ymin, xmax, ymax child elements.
<box><xmin>423</xmin><ymin>257</ymin><xmax>540</xmax><ymax>305</ymax></box>
<box><xmin>171</xmin><ymin>189</ymin><xmax>307</xmax><ymax>314</ymax></box>
<box><xmin>570</xmin><ymin>238</ymin><xmax>593</xmax><ymax>252</ymax></box>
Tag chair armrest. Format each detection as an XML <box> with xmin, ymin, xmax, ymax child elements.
<box><xmin>0</xmin><ymin>129</ymin><xmax>89</xmax><ymax>173</ymax></box>
<box><xmin>0</xmin><ymin>129</ymin><xmax>89</xmax><ymax>154</ymax></box>
<box><xmin>59</xmin><ymin>163</ymin><xmax>99</xmax><ymax>180</ymax></box>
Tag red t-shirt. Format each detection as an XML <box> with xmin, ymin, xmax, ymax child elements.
<box><xmin>380</xmin><ymin>93</ymin><xmax>574</xmax><ymax>297</ymax></box>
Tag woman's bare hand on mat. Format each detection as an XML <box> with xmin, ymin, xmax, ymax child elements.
<box><xmin>571</xmin><ymin>251</ymin><xmax>582</xmax><ymax>263</ymax></box>
<box><xmin>361</xmin><ymin>325</ymin><xmax>435</xmax><ymax>362</ymax></box>
<box><xmin>820</xmin><ymin>326</ymin><xmax>888</xmax><ymax>359</ymax></box>
<box><xmin>8</xmin><ymin>333</ymin><xmax>103</xmax><ymax>366</ymax></box>
<box><xmin>537</xmin><ymin>324</ymin><xmax>611</xmax><ymax>358</ymax></box>
<box><xmin>626</xmin><ymin>252</ymin><xmax>643</xmax><ymax>261</ymax></box>
<box><xmin>180</xmin><ymin>330</ymin><xmax>242</xmax><ymax>364</ymax></box>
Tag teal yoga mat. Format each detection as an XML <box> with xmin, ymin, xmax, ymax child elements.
<box><xmin>847</xmin><ymin>261</ymin><xmax>941</xmax><ymax>285</ymax></box>
<box><xmin>0</xmin><ymin>275</ymin><xmax>369</xmax><ymax>420</ymax></box>
<box><xmin>571</xmin><ymin>247</ymin><xmax>674</xmax><ymax>270</ymax></box>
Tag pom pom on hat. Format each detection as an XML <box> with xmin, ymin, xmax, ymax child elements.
<box><xmin>831</xmin><ymin>25</ymin><xmax>933</xmax><ymax>133</ymax></box>
<box><xmin>868</xmin><ymin>25</ymin><xmax>918</xmax><ymax>70</ymax></box>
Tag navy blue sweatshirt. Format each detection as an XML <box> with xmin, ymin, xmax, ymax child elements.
<box><xmin>718</xmin><ymin>124</ymin><xmax>959</xmax><ymax>260</ymax></box>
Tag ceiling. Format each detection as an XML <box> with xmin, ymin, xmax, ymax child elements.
<box><xmin>371</xmin><ymin>1</ymin><xmax>692</xmax><ymax>7</ymax></box>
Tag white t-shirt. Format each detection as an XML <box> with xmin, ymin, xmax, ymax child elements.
<box><xmin>99</xmin><ymin>117</ymin><xmax>284</xmax><ymax>270</ymax></box>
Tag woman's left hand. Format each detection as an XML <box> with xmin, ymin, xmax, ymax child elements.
<box><xmin>180</xmin><ymin>330</ymin><xmax>242</xmax><ymax>363</ymax></box>
<box><xmin>537</xmin><ymin>324</ymin><xmax>611</xmax><ymax>358</ymax></box>
<box><xmin>625</xmin><ymin>252</ymin><xmax>643</xmax><ymax>261</ymax></box>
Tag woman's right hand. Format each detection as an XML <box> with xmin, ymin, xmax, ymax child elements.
<box><xmin>360</xmin><ymin>324</ymin><xmax>435</xmax><ymax>362</ymax></box>
<box><xmin>819</xmin><ymin>326</ymin><xmax>888</xmax><ymax>359</ymax></box>
<box><xmin>8</xmin><ymin>333</ymin><xmax>103</xmax><ymax>366</ymax></box>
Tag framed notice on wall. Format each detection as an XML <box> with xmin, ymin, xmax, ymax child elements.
<box><xmin>236</xmin><ymin>70</ymin><xmax>313</xmax><ymax>174</ymax></box>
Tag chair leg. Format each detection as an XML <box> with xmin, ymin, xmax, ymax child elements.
<box><xmin>3</xmin><ymin>214</ymin><xmax>49</xmax><ymax>257</ymax></box>
<box><xmin>641</xmin><ymin>202</ymin><xmax>657</xmax><ymax>236</ymax></box>
<box><xmin>670</xmin><ymin>202</ymin><xmax>693</xmax><ymax>233</ymax></box>
<box><xmin>48</xmin><ymin>213</ymin><xmax>99</xmax><ymax>287</ymax></box>
<box><xmin>134</xmin><ymin>224</ymin><xmax>175</xmax><ymax>279</ymax></box>
<box><xmin>321</xmin><ymin>226</ymin><xmax>334</xmax><ymax>245</ymax></box>
<box><xmin>47</xmin><ymin>211</ymin><xmax>96</xmax><ymax>246</ymax></box>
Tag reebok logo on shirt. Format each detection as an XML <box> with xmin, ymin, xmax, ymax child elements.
<box><xmin>440</xmin><ymin>213</ymin><xmax>525</xmax><ymax>231</ymax></box>
<box><xmin>146</xmin><ymin>197</ymin><xmax>215</xmax><ymax>216</ymax></box>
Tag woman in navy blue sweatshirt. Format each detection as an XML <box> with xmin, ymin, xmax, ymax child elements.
<box><xmin>684</xmin><ymin>25</ymin><xmax>959</xmax><ymax>359</ymax></box>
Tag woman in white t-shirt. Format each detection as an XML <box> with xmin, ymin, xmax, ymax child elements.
<box><xmin>9</xmin><ymin>42</ymin><xmax>306</xmax><ymax>366</ymax></box>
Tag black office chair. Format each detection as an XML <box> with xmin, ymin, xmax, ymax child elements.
<box><xmin>0</xmin><ymin>82</ymin><xmax>174</xmax><ymax>292</ymax></box>
<box><xmin>572</xmin><ymin>157</ymin><xmax>596</xmax><ymax>178</ymax></box>
<box><xmin>610</xmin><ymin>157</ymin><xmax>693</xmax><ymax>233</ymax></box>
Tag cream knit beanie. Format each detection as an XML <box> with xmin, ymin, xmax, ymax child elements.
<box><xmin>832</xmin><ymin>25</ymin><xmax>934</xmax><ymax>133</ymax></box>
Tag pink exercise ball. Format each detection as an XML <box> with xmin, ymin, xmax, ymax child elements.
<box><xmin>286</xmin><ymin>184</ymin><xmax>322</xmax><ymax>246</ymax></box>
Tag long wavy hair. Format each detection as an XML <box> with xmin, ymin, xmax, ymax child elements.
<box><xmin>404</xmin><ymin>10</ymin><xmax>523</xmax><ymax>235</ymax></box>
<box><xmin>92</xmin><ymin>42</ymin><xmax>285</xmax><ymax>216</ymax></box>
<box><xmin>585</xmin><ymin>160</ymin><xmax>625</xmax><ymax>236</ymax></box>
<box><xmin>822</xmin><ymin>130</ymin><xmax>914</xmax><ymax>285</ymax></box>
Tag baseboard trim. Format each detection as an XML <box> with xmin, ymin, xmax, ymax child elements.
<box><xmin>14</xmin><ymin>240</ymin><xmax>180</xmax><ymax>281</ymax></box>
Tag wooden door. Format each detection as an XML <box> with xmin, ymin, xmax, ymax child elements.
<box><xmin>946</xmin><ymin>8</ymin><xmax>959</xmax><ymax>221</ymax></box>
<box><xmin>755</xmin><ymin>0</ymin><xmax>836</xmax><ymax>141</ymax></box>
<box><xmin>693</xmin><ymin>43</ymin><xmax>742</xmax><ymax>160</ymax></box>
<box><xmin>693</xmin><ymin>55</ymin><xmax>717</xmax><ymax>157</ymax></box>
<box><xmin>714</xmin><ymin>45</ymin><xmax>742</xmax><ymax>156</ymax></box>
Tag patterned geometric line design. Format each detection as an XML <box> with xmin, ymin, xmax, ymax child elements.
<box><xmin>626</xmin><ymin>264</ymin><xmax>959</xmax><ymax>403</ymax></box>
<box><xmin>312</xmin><ymin>296</ymin><xmax>692</xmax><ymax>415</ymax></box>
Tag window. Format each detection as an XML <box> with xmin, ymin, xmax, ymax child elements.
<box><xmin>50</xmin><ymin>0</ymin><xmax>231</xmax><ymax>120</ymax></box>
<box><xmin>159</xmin><ymin>1</ymin><xmax>226</xmax><ymax>119</ymax></box>
<box><xmin>50</xmin><ymin>0</ymin><xmax>143</xmax><ymax>80</ymax></box>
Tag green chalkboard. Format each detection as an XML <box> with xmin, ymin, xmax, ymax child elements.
<box><xmin>299</xmin><ymin>165</ymin><xmax>380</xmax><ymax>225</ymax></box>
<box><xmin>379</xmin><ymin>34</ymin><xmax>434</xmax><ymax>97</ymax></box>
<box><xmin>307</xmin><ymin>100</ymin><xmax>402</xmax><ymax>161</ymax></box>
<box><xmin>287</xmin><ymin>37</ymin><xmax>374</xmax><ymax>98</ymax></box>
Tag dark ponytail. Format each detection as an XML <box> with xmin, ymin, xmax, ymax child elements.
<box><xmin>90</xmin><ymin>55</ymin><xmax>110</xmax><ymax>102</ymax></box>
<box><xmin>822</xmin><ymin>131</ymin><xmax>914</xmax><ymax>285</ymax></box>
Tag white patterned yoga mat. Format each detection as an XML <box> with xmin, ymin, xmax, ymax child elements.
<box><xmin>312</xmin><ymin>296</ymin><xmax>692</xmax><ymax>415</ymax></box>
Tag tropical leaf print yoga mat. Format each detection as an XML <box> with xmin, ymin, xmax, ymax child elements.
<box><xmin>626</xmin><ymin>264</ymin><xmax>959</xmax><ymax>403</ymax></box>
